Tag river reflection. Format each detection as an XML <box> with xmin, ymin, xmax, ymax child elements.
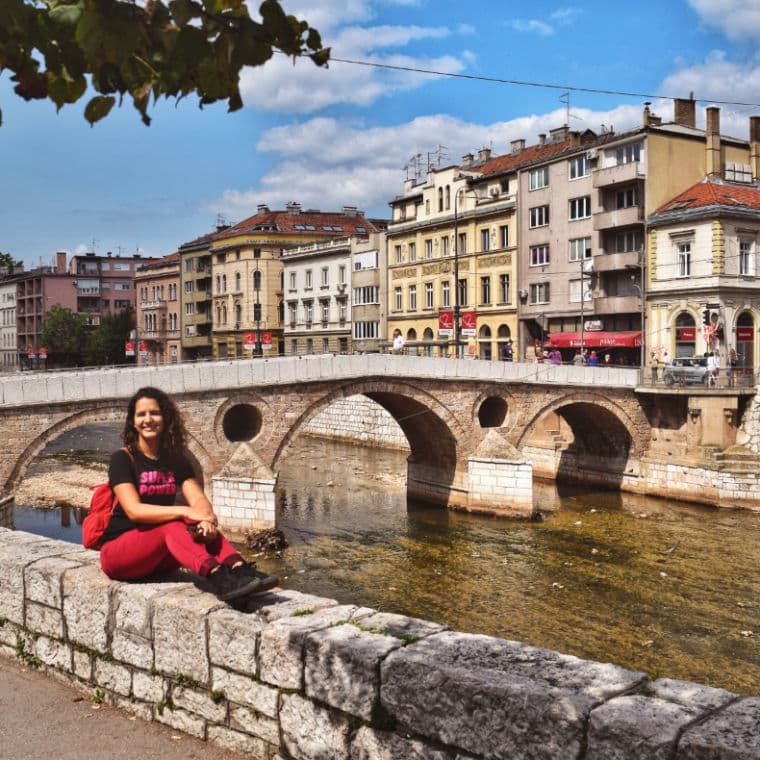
<box><xmin>12</xmin><ymin>432</ymin><xmax>760</xmax><ymax>695</ymax></box>
<box><xmin>260</xmin><ymin>437</ymin><xmax>760</xmax><ymax>695</ymax></box>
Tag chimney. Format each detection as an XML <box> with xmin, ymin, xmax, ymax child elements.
<box><xmin>549</xmin><ymin>126</ymin><xmax>569</xmax><ymax>143</ymax></box>
<box><xmin>674</xmin><ymin>96</ymin><xmax>696</xmax><ymax>128</ymax></box>
<box><xmin>643</xmin><ymin>102</ymin><xmax>652</xmax><ymax>126</ymax></box>
<box><xmin>538</xmin><ymin>133</ymin><xmax>546</xmax><ymax>146</ymax></box>
<box><xmin>342</xmin><ymin>205</ymin><xmax>358</xmax><ymax>216</ymax></box>
<box><xmin>257</xmin><ymin>204</ymin><xmax>270</xmax><ymax>215</ymax></box>
<box><xmin>568</xmin><ymin>131</ymin><xmax>581</xmax><ymax>147</ymax></box>
<box><xmin>461</xmin><ymin>152</ymin><xmax>474</xmax><ymax>167</ymax></box>
<box><xmin>477</xmin><ymin>147</ymin><xmax>492</xmax><ymax>162</ymax></box>
<box><xmin>750</xmin><ymin>116</ymin><xmax>760</xmax><ymax>182</ymax></box>
<box><xmin>510</xmin><ymin>139</ymin><xmax>525</xmax><ymax>154</ymax></box>
<box><xmin>706</xmin><ymin>106</ymin><xmax>721</xmax><ymax>178</ymax></box>
<box><xmin>285</xmin><ymin>202</ymin><xmax>302</xmax><ymax>215</ymax></box>
<box><xmin>56</xmin><ymin>251</ymin><xmax>67</xmax><ymax>273</ymax></box>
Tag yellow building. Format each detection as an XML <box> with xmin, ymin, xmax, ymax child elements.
<box><xmin>387</xmin><ymin>155</ymin><xmax>518</xmax><ymax>359</ymax></box>
<box><xmin>206</xmin><ymin>204</ymin><xmax>386</xmax><ymax>358</ymax></box>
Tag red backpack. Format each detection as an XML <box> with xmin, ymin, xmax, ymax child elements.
<box><xmin>82</xmin><ymin>448</ymin><xmax>133</xmax><ymax>550</ymax></box>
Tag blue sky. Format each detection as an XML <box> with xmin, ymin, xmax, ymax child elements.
<box><xmin>2</xmin><ymin>0</ymin><xmax>760</xmax><ymax>267</ymax></box>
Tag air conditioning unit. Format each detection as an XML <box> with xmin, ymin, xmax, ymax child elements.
<box><xmin>586</xmin><ymin>148</ymin><xmax>598</xmax><ymax>160</ymax></box>
<box><xmin>489</xmin><ymin>187</ymin><xmax>500</xmax><ymax>197</ymax></box>
<box><xmin>519</xmin><ymin>288</ymin><xmax>529</xmax><ymax>299</ymax></box>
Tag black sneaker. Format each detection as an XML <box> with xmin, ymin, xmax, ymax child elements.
<box><xmin>230</xmin><ymin>562</ymin><xmax>279</xmax><ymax>594</ymax></box>
<box><xmin>206</xmin><ymin>565</ymin><xmax>265</xmax><ymax>602</ymax></box>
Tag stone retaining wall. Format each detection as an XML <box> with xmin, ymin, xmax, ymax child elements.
<box><xmin>1</xmin><ymin>528</ymin><xmax>758</xmax><ymax>760</ymax></box>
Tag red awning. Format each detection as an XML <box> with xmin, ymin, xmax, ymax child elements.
<box><xmin>545</xmin><ymin>331</ymin><xmax>642</xmax><ymax>349</ymax></box>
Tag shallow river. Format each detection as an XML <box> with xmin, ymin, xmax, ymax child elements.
<box><xmin>12</xmin><ymin>430</ymin><xmax>760</xmax><ymax>695</ymax></box>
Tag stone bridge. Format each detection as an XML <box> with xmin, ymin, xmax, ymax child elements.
<box><xmin>0</xmin><ymin>355</ymin><xmax>755</xmax><ymax>533</ymax></box>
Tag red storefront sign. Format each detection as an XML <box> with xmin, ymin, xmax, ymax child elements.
<box><xmin>545</xmin><ymin>331</ymin><xmax>641</xmax><ymax>349</ymax></box>
<box><xmin>138</xmin><ymin>341</ymin><xmax>148</xmax><ymax>355</ymax></box>
<box><xmin>27</xmin><ymin>346</ymin><xmax>36</xmax><ymax>358</ymax></box>
<box><xmin>38</xmin><ymin>347</ymin><xmax>47</xmax><ymax>359</ymax></box>
<box><xmin>677</xmin><ymin>326</ymin><xmax>696</xmax><ymax>342</ymax></box>
<box><xmin>461</xmin><ymin>310</ymin><xmax>477</xmax><ymax>337</ymax></box>
<box><xmin>438</xmin><ymin>310</ymin><xmax>453</xmax><ymax>337</ymax></box>
<box><xmin>737</xmin><ymin>326</ymin><xmax>754</xmax><ymax>341</ymax></box>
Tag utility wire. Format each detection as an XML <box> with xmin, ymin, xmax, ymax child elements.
<box><xmin>328</xmin><ymin>56</ymin><xmax>760</xmax><ymax>110</ymax></box>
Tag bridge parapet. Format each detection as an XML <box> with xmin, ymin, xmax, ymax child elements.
<box><xmin>0</xmin><ymin>356</ymin><xmax>641</xmax><ymax>408</ymax></box>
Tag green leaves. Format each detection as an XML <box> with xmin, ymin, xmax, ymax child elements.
<box><xmin>0</xmin><ymin>0</ymin><xmax>329</xmax><ymax>126</ymax></box>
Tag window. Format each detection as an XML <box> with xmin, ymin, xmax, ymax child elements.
<box><xmin>445</xmin><ymin>185</ymin><xmax>451</xmax><ymax>210</ymax></box>
<box><xmin>289</xmin><ymin>271</ymin><xmax>297</xmax><ymax>290</ymax></box>
<box><xmin>457</xmin><ymin>233</ymin><xmax>467</xmax><ymax>255</ymax></box>
<box><xmin>395</xmin><ymin>245</ymin><xmax>403</xmax><ymax>264</ymax></box>
<box><xmin>481</xmin><ymin>229</ymin><xmax>490</xmax><ymax>252</ymax></box>
<box><xmin>235</xmin><ymin>272</ymin><xmax>241</xmax><ymax>291</ymax></box>
<box><xmin>321</xmin><ymin>267</ymin><xmax>329</xmax><ymax>287</ymax></box>
<box><xmin>442</xmin><ymin>236</ymin><xmax>450</xmax><ymax>257</ymax></box>
<box><xmin>614</xmin><ymin>229</ymin><xmax>644</xmax><ymax>253</ymax></box>
<box><xmin>408</xmin><ymin>242</ymin><xmax>416</xmax><ymax>262</ymax></box>
<box><xmin>288</xmin><ymin>303</ymin><xmax>297</xmax><ymax>324</ymax></box>
<box><xmin>353</xmin><ymin>321</ymin><xmax>380</xmax><ymax>339</ymax></box>
<box><xmin>339</xmin><ymin>265</ymin><xmax>346</xmax><ymax>283</ymax></box>
<box><xmin>569</xmin><ymin>196</ymin><xmax>592</xmax><ymax>220</ymax></box>
<box><xmin>353</xmin><ymin>286</ymin><xmax>379</xmax><ymax>305</ymax></box>
<box><xmin>185</xmin><ymin>259</ymin><xmax>194</xmax><ymax>273</ymax></box>
<box><xmin>677</xmin><ymin>242</ymin><xmax>691</xmax><ymax>277</ymax></box>
<box><xmin>114</xmin><ymin>282</ymin><xmax>130</xmax><ymax>291</ymax></box>
<box><xmin>569</xmin><ymin>237</ymin><xmax>592</xmax><ymax>262</ymax></box>
<box><xmin>320</xmin><ymin>301</ymin><xmax>329</xmax><ymax>322</ymax></box>
<box><xmin>222</xmin><ymin>274</ymin><xmax>227</xmax><ymax>292</ymax></box>
<box><xmin>425</xmin><ymin>239</ymin><xmax>433</xmax><ymax>260</ymax></box>
<box><xmin>305</xmin><ymin>301</ymin><xmax>313</xmax><ymax>323</ymax></box>
<box><xmin>425</xmin><ymin>282</ymin><xmax>434</xmax><ymax>309</ymax></box>
<box><xmin>499</xmin><ymin>273</ymin><xmax>510</xmax><ymax>303</ymax></box>
<box><xmin>409</xmin><ymin>285</ymin><xmax>417</xmax><ymax>310</ymax></box>
<box><xmin>215</xmin><ymin>275</ymin><xmax>221</xmax><ymax>293</ymax></box>
<box><xmin>569</xmin><ymin>278</ymin><xmax>591</xmax><ymax>303</ymax></box>
<box><xmin>185</xmin><ymin>303</ymin><xmax>195</xmax><ymax>316</ymax></box>
<box><xmin>253</xmin><ymin>248</ymin><xmax>261</xmax><ymax>259</ymax></box>
<box><xmin>394</xmin><ymin>287</ymin><xmax>402</xmax><ymax>311</ymax></box>
<box><xmin>305</xmin><ymin>270</ymin><xmax>312</xmax><ymax>289</ymax></box>
<box><xmin>458</xmin><ymin>278</ymin><xmax>468</xmax><ymax>306</ymax></box>
<box><xmin>185</xmin><ymin>281</ymin><xmax>194</xmax><ymax>294</ymax></box>
<box><xmin>480</xmin><ymin>276</ymin><xmax>491</xmax><ymax>304</ymax></box>
<box><xmin>739</xmin><ymin>240</ymin><xmax>755</xmax><ymax>276</ymax></box>
<box><xmin>530</xmin><ymin>244</ymin><xmax>550</xmax><ymax>266</ymax></box>
<box><xmin>438</xmin><ymin>187</ymin><xmax>443</xmax><ymax>212</ymax></box>
<box><xmin>499</xmin><ymin>225</ymin><xmax>509</xmax><ymax>249</ymax></box>
<box><xmin>306</xmin><ymin>338</ymin><xmax>313</xmax><ymax>353</ymax></box>
<box><xmin>425</xmin><ymin>199</ymin><xmax>430</xmax><ymax>215</ymax></box>
<box><xmin>529</xmin><ymin>205</ymin><xmax>550</xmax><ymax>228</ymax></box>
<box><xmin>616</xmin><ymin>186</ymin><xmax>639</xmax><ymax>208</ymax></box>
<box><xmin>530</xmin><ymin>283</ymin><xmax>550</xmax><ymax>304</ymax></box>
<box><xmin>442</xmin><ymin>281</ymin><xmax>450</xmax><ymax>307</ymax></box>
<box><xmin>354</xmin><ymin>250</ymin><xmax>378</xmax><ymax>270</ymax></box>
<box><xmin>568</xmin><ymin>155</ymin><xmax>591</xmax><ymax>179</ymax></box>
<box><xmin>615</xmin><ymin>142</ymin><xmax>641</xmax><ymax>165</ymax></box>
<box><xmin>529</xmin><ymin>166</ymin><xmax>549</xmax><ymax>190</ymax></box>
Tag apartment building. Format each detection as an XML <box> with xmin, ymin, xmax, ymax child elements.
<box><xmin>387</xmin><ymin>155</ymin><xmax>518</xmax><ymax>359</ymax></box>
<box><xmin>135</xmin><ymin>253</ymin><xmax>182</xmax><ymax>365</ymax></box>
<box><xmin>203</xmin><ymin>204</ymin><xmax>386</xmax><ymax>359</ymax></box>
<box><xmin>282</xmin><ymin>231</ymin><xmax>386</xmax><ymax>355</ymax></box>
<box><xmin>178</xmin><ymin>230</ymin><xmax>216</xmax><ymax>361</ymax></box>
<box><xmin>0</xmin><ymin>277</ymin><xmax>18</xmax><ymax>371</ymax></box>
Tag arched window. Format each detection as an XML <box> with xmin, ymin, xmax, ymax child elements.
<box><xmin>497</xmin><ymin>324</ymin><xmax>511</xmax><ymax>339</ymax></box>
<box><xmin>235</xmin><ymin>272</ymin><xmax>241</xmax><ymax>291</ymax></box>
<box><xmin>253</xmin><ymin>270</ymin><xmax>262</xmax><ymax>290</ymax></box>
<box><xmin>736</xmin><ymin>310</ymin><xmax>755</xmax><ymax>368</ymax></box>
<box><xmin>445</xmin><ymin>185</ymin><xmax>451</xmax><ymax>210</ymax></box>
<box><xmin>438</xmin><ymin>188</ymin><xmax>443</xmax><ymax>212</ymax></box>
<box><xmin>675</xmin><ymin>311</ymin><xmax>696</xmax><ymax>358</ymax></box>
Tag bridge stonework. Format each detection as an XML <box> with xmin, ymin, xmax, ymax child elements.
<box><xmin>0</xmin><ymin>356</ymin><xmax>757</xmax><ymax>534</ymax></box>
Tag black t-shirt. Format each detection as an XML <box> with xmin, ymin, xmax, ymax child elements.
<box><xmin>101</xmin><ymin>448</ymin><xmax>195</xmax><ymax>543</ymax></box>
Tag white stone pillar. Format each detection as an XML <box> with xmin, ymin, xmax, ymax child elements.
<box><xmin>212</xmin><ymin>475</ymin><xmax>276</xmax><ymax>537</ymax></box>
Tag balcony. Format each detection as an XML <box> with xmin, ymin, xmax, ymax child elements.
<box><xmin>592</xmin><ymin>161</ymin><xmax>645</xmax><ymax>188</ymax></box>
<box><xmin>76</xmin><ymin>287</ymin><xmax>101</xmax><ymax>296</ymax></box>
<box><xmin>140</xmin><ymin>299</ymin><xmax>166</xmax><ymax>310</ymax></box>
<box><xmin>591</xmin><ymin>250</ymin><xmax>641</xmax><ymax>272</ymax></box>
<box><xmin>593</xmin><ymin>206</ymin><xmax>644</xmax><ymax>231</ymax></box>
<box><xmin>592</xmin><ymin>294</ymin><xmax>641</xmax><ymax>314</ymax></box>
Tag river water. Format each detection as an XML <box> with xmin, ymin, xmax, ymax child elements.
<box><xmin>11</xmin><ymin>427</ymin><xmax>760</xmax><ymax>695</ymax></box>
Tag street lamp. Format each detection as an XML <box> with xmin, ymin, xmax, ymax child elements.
<box><xmin>253</xmin><ymin>263</ymin><xmax>262</xmax><ymax>356</ymax></box>
<box><xmin>452</xmin><ymin>186</ymin><xmax>478</xmax><ymax>358</ymax></box>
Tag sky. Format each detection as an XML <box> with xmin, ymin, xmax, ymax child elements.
<box><xmin>2</xmin><ymin>0</ymin><xmax>760</xmax><ymax>268</ymax></box>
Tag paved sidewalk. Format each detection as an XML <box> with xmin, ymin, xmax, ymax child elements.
<box><xmin>0</xmin><ymin>654</ymin><xmax>246</xmax><ymax>760</ymax></box>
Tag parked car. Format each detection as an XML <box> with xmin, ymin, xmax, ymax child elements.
<box><xmin>662</xmin><ymin>356</ymin><xmax>709</xmax><ymax>386</ymax></box>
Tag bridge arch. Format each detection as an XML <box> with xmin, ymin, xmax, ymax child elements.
<box><xmin>271</xmin><ymin>379</ymin><xmax>470</xmax><ymax>506</ymax></box>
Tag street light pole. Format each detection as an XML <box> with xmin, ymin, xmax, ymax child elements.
<box><xmin>453</xmin><ymin>193</ymin><xmax>460</xmax><ymax>359</ymax></box>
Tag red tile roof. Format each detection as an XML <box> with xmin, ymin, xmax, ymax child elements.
<box><xmin>655</xmin><ymin>180</ymin><xmax>760</xmax><ymax>213</ymax></box>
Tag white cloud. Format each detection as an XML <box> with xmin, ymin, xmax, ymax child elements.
<box><xmin>688</xmin><ymin>0</ymin><xmax>760</xmax><ymax>41</ymax></box>
<box><xmin>209</xmin><ymin>104</ymin><xmax>642</xmax><ymax>220</ymax></box>
<box><xmin>509</xmin><ymin>19</ymin><xmax>554</xmax><ymax>37</ymax></box>
<box><xmin>659</xmin><ymin>50</ymin><xmax>760</xmax><ymax>136</ymax></box>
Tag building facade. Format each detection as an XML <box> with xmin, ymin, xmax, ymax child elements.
<box><xmin>135</xmin><ymin>253</ymin><xmax>182</xmax><ymax>365</ymax></box>
<box><xmin>0</xmin><ymin>277</ymin><xmax>18</xmax><ymax>371</ymax></box>
<box><xmin>387</xmin><ymin>157</ymin><xmax>519</xmax><ymax>359</ymax></box>
<box><xmin>178</xmin><ymin>230</ymin><xmax>218</xmax><ymax>361</ymax></box>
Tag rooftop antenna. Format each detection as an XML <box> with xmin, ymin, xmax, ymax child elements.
<box><xmin>427</xmin><ymin>144</ymin><xmax>449</xmax><ymax>172</ymax></box>
<box><xmin>560</xmin><ymin>92</ymin><xmax>570</xmax><ymax>127</ymax></box>
<box><xmin>90</xmin><ymin>237</ymin><xmax>97</xmax><ymax>253</ymax></box>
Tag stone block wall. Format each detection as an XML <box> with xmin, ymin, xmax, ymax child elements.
<box><xmin>212</xmin><ymin>475</ymin><xmax>278</xmax><ymax>534</ymax></box>
<box><xmin>1</xmin><ymin>527</ymin><xmax>759</xmax><ymax>759</ymax></box>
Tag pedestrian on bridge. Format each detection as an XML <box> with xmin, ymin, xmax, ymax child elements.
<box><xmin>98</xmin><ymin>386</ymin><xmax>277</xmax><ymax>602</ymax></box>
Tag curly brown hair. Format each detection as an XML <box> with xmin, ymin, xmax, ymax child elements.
<box><xmin>122</xmin><ymin>386</ymin><xmax>187</xmax><ymax>456</ymax></box>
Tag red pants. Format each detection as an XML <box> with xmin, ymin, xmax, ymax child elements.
<box><xmin>100</xmin><ymin>520</ymin><xmax>243</xmax><ymax>580</ymax></box>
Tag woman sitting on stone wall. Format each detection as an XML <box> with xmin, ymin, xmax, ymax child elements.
<box><xmin>99</xmin><ymin>386</ymin><xmax>277</xmax><ymax>602</ymax></box>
